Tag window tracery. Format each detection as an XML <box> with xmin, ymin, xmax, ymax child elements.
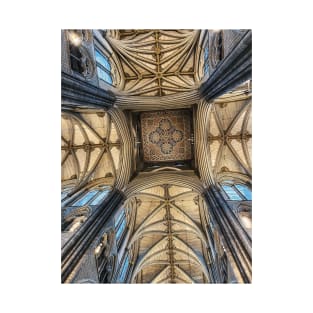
<box><xmin>117</xmin><ymin>254</ymin><xmax>129</xmax><ymax>283</ymax></box>
<box><xmin>115</xmin><ymin>209</ymin><xmax>127</xmax><ymax>245</ymax></box>
<box><xmin>62</xmin><ymin>187</ymin><xmax>111</xmax><ymax>234</ymax></box>
<box><xmin>95</xmin><ymin>49</ymin><xmax>113</xmax><ymax>85</ymax></box>
<box><xmin>72</xmin><ymin>190</ymin><xmax>99</xmax><ymax>206</ymax></box>
<box><xmin>221</xmin><ymin>182</ymin><xmax>252</xmax><ymax>201</ymax></box>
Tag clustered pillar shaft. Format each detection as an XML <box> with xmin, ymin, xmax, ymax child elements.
<box><xmin>199</xmin><ymin>30</ymin><xmax>252</xmax><ymax>102</ymax></box>
<box><xmin>203</xmin><ymin>185</ymin><xmax>252</xmax><ymax>283</ymax></box>
<box><xmin>61</xmin><ymin>189</ymin><xmax>125</xmax><ymax>283</ymax></box>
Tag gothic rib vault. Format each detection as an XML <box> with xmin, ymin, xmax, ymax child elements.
<box><xmin>140</xmin><ymin>110</ymin><xmax>192</xmax><ymax>162</ymax></box>
<box><xmin>61</xmin><ymin>111</ymin><xmax>120</xmax><ymax>189</ymax></box>
<box><xmin>106</xmin><ymin>30</ymin><xmax>200</xmax><ymax>96</ymax></box>
<box><xmin>125</xmin><ymin>183</ymin><xmax>210</xmax><ymax>283</ymax></box>
<box><xmin>61</xmin><ymin>29</ymin><xmax>252</xmax><ymax>284</ymax></box>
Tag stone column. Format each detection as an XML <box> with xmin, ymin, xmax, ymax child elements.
<box><xmin>61</xmin><ymin>71</ymin><xmax>116</xmax><ymax>109</ymax></box>
<box><xmin>200</xmin><ymin>30</ymin><xmax>252</xmax><ymax>102</ymax></box>
<box><xmin>203</xmin><ymin>185</ymin><xmax>252</xmax><ymax>283</ymax></box>
<box><xmin>61</xmin><ymin>188</ymin><xmax>125</xmax><ymax>283</ymax></box>
<box><xmin>61</xmin><ymin>188</ymin><xmax>86</xmax><ymax>210</ymax></box>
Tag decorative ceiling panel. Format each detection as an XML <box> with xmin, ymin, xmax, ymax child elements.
<box><xmin>107</xmin><ymin>30</ymin><xmax>200</xmax><ymax>96</ymax></box>
<box><xmin>140</xmin><ymin>110</ymin><xmax>192</xmax><ymax>162</ymax></box>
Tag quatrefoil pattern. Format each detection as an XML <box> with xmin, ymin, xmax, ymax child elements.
<box><xmin>148</xmin><ymin>118</ymin><xmax>184</xmax><ymax>154</ymax></box>
<box><xmin>141</xmin><ymin>110</ymin><xmax>192</xmax><ymax>162</ymax></box>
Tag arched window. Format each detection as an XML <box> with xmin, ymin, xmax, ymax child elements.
<box><xmin>117</xmin><ymin>254</ymin><xmax>129</xmax><ymax>283</ymax></box>
<box><xmin>203</xmin><ymin>46</ymin><xmax>209</xmax><ymax>76</ymax></box>
<box><xmin>72</xmin><ymin>187</ymin><xmax>110</xmax><ymax>207</ymax></box>
<box><xmin>72</xmin><ymin>190</ymin><xmax>98</xmax><ymax>206</ymax></box>
<box><xmin>89</xmin><ymin>189</ymin><xmax>110</xmax><ymax>205</ymax></box>
<box><xmin>235</xmin><ymin>184</ymin><xmax>252</xmax><ymax>200</ymax></box>
<box><xmin>62</xmin><ymin>187</ymin><xmax>111</xmax><ymax>233</ymax></box>
<box><xmin>221</xmin><ymin>183</ymin><xmax>252</xmax><ymax>201</ymax></box>
<box><xmin>95</xmin><ymin>49</ymin><xmax>113</xmax><ymax>85</ymax></box>
<box><xmin>115</xmin><ymin>209</ymin><xmax>127</xmax><ymax>245</ymax></box>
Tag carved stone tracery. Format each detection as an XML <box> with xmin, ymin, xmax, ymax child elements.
<box><xmin>141</xmin><ymin>110</ymin><xmax>192</xmax><ymax>162</ymax></box>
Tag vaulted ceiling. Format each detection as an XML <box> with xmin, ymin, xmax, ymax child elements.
<box><xmin>61</xmin><ymin>111</ymin><xmax>120</xmax><ymax>189</ymax></box>
<box><xmin>126</xmin><ymin>184</ymin><xmax>211</xmax><ymax>283</ymax></box>
<box><xmin>208</xmin><ymin>81</ymin><xmax>252</xmax><ymax>180</ymax></box>
<box><xmin>107</xmin><ymin>30</ymin><xmax>200</xmax><ymax>96</ymax></box>
<box><xmin>61</xmin><ymin>29</ymin><xmax>252</xmax><ymax>284</ymax></box>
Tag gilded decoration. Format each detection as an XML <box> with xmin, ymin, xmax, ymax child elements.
<box><xmin>140</xmin><ymin>110</ymin><xmax>192</xmax><ymax>162</ymax></box>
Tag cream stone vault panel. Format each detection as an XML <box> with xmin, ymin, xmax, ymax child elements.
<box><xmin>107</xmin><ymin>30</ymin><xmax>199</xmax><ymax>96</ymax></box>
<box><xmin>140</xmin><ymin>110</ymin><xmax>192</xmax><ymax>162</ymax></box>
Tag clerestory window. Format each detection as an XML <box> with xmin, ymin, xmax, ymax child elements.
<box><xmin>221</xmin><ymin>183</ymin><xmax>252</xmax><ymax>201</ymax></box>
<box><xmin>71</xmin><ymin>188</ymin><xmax>110</xmax><ymax>207</ymax></box>
<box><xmin>117</xmin><ymin>254</ymin><xmax>129</xmax><ymax>283</ymax></box>
<box><xmin>62</xmin><ymin>187</ymin><xmax>110</xmax><ymax>234</ymax></box>
<box><xmin>115</xmin><ymin>209</ymin><xmax>127</xmax><ymax>244</ymax></box>
<box><xmin>95</xmin><ymin>49</ymin><xmax>113</xmax><ymax>85</ymax></box>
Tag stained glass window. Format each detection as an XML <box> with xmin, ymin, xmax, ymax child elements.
<box><xmin>72</xmin><ymin>190</ymin><xmax>98</xmax><ymax>206</ymax></box>
<box><xmin>115</xmin><ymin>209</ymin><xmax>126</xmax><ymax>244</ymax></box>
<box><xmin>95</xmin><ymin>49</ymin><xmax>113</xmax><ymax>84</ymax></box>
<box><xmin>115</xmin><ymin>210</ymin><xmax>125</xmax><ymax>228</ymax></box>
<box><xmin>116</xmin><ymin>218</ymin><xmax>126</xmax><ymax>242</ymax></box>
<box><xmin>235</xmin><ymin>184</ymin><xmax>252</xmax><ymax>200</ymax></box>
<box><xmin>222</xmin><ymin>185</ymin><xmax>242</xmax><ymax>201</ymax></box>
<box><xmin>118</xmin><ymin>255</ymin><xmax>129</xmax><ymax>282</ymax></box>
<box><xmin>90</xmin><ymin>189</ymin><xmax>110</xmax><ymax>205</ymax></box>
<box><xmin>221</xmin><ymin>183</ymin><xmax>252</xmax><ymax>201</ymax></box>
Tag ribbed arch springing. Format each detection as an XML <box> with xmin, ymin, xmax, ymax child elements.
<box><xmin>118</xmin><ymin>174</ymin><xmax>225</xmax><ymax>283</ymax></box>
